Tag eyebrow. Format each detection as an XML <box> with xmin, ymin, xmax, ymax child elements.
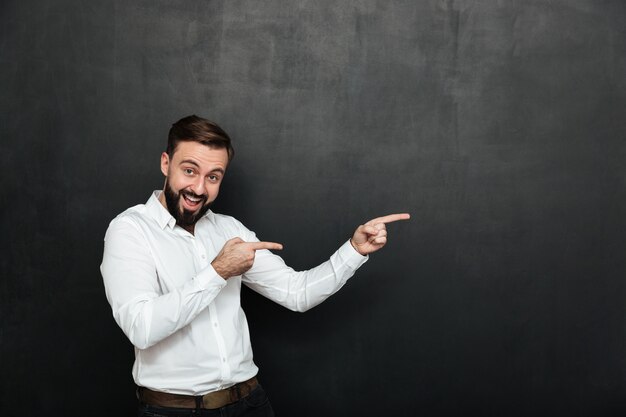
<box><xmin>180</xmin><ymin>159</ymin><xmax>225</xmax><ymax>175</ymax></box>
<box><xmin>209</xmin><ymin>168</ymin><xmax>226</xmax><ymax>175</ymax></box>
<box><xmin>180</xmin><ymin>159</ymin><xmax>200</xmax><ymax>168</ymax></box>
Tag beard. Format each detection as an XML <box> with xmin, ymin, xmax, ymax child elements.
<box><xmin>163</xmin><ymin>179</ymin><xmax>212</xmax><ymax>229</ymax></box>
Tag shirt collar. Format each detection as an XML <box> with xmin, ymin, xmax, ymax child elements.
<box><xmin>146</xmin><ymin>190</ymin><xmax>214</xmax><ymax>230</ymax></box>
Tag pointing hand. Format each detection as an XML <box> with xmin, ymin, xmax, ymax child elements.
<box><xmin>212</xmin><ymin>238</ymin><xmax>283</xmax><ymax>279</ymax></box>
<box><xmin>350</xmin><ymin>213</ymin><xmax>410</xmax><ymax>256</ymax></box>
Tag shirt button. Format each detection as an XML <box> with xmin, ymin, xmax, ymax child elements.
<box><xmin>213</xmin><ymin>323</ymin><xmax>218</xmax><ymax>327</ymax></box>
<box><xmin>222</xmin><ymin>358</ymin><xmax>226</xmax><ymax>363</ymax></box>
<box><xmin>201</xmin><ymin>254</ymin><xmax>206</xmax><ymax>259</ymax></box>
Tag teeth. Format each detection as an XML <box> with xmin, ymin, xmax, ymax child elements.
<box><xmin>184</xmin><ymin>195</ymin><xmax>201</xmax><ymax>203</ymax></box>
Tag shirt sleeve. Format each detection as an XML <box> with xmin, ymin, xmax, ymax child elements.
<box><xmin>100</xmin><ymin>218</ymin><xmax>226</xmax><ymax>349</ymax></box>
<box><xmin>239</xmin><ymin>225</ymin><xmax>369</xmax><ymax>312</ymax></box>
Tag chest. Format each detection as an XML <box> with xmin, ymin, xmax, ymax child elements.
<box><xmin>144</xmin><ymin>221</ymin><xmax>237</xmax><ymax>292</ymax></box>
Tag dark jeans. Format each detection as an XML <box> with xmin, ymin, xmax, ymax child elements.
<box><xmin>137</xmin><ymin>385</ymin><xmax>275</xmax><ymax>417</ymax></box>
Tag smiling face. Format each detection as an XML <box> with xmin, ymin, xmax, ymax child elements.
<box><xmin>158</xmin><ymin>141</ymin><xmax>229</xmax><ymax>233</ymax></box>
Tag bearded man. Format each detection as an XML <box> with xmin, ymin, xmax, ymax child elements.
<box><xmin>101</xmin><ymin>115</ymin><xmax>409</xmax><ymax>416</ymax></box>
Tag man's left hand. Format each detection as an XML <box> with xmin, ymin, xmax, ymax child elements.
<box><xmin>350</xmin><ymin>213</ymin><xmax>410</xmax><ymax>256</ymax></box>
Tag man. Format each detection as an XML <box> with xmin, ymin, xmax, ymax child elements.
<box><xmin>101</xmin><ymin>115</ymin><xmax>409</xmax><ymax>416</ymax></box>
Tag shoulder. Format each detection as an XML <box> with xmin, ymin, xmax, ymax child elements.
<box><xmin>104</xmin><ymin>204</ymin><xmax>152</xmax><ymax>240</ymax></box>
<box><xmin>208</xmin><ymin>212</ymin><xmax>256</xmax><ymax>238</ymax></box>
<box><xmin>110</xmin><ymin>203</ymin><xmax>148</xmax><ymax>226</ymax></box>
<box><xmin>210</xmin><ymin>212</ymin><xmax>250</xmax><ymax>231</ymax></box>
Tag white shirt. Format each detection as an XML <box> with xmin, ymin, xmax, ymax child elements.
<box><xmin>100</xmin><ymin>191</ymin><xmax>368</xmax><ymax>395</ymax></box>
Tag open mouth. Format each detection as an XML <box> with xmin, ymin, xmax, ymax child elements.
<box><xmin>181</xmin><ymin>192</ymin><xmax>206</xmax><ymax>210</ymax></box>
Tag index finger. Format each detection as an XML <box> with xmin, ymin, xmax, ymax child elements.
<box><xmin>244</xmin><ymin>241</ymin><xmax>284</xmax><ymax>251</ymax></box>
<box><xmin>368</xmin><ymin>213</ymin><xmax>411</xmax><ymax>225</ymax></box>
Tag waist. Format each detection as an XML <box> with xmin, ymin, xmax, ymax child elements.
<box><xmin>138</xmin><ymin>377</ymin><xmax>259</xmax><ymax>410</ymax></box>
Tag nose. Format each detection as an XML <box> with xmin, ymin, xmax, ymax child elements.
<box><xmin>191</xmin><ymin>177</ymin><xmax>206</xmax><ymax>196</ymax></box>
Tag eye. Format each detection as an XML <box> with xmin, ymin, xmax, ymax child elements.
<box><xmin>207</xmin><ymin>174</ymin><xmax>220</xmax><ymax>183</ymax></box>
<box><xmin>183</xmin><ymin>168</ymin><xmax>195</xmax><ymax>176</ymax></box>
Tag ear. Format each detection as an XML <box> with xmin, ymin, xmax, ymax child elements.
<box><xmin>160</xmin><ymin>152</ymin><xmax>170</xmax><ymax>177</ymax></box>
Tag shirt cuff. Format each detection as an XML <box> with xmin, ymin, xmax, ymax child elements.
<box><xmin>194</xmin><ymin>263</ymin><xmax>228</xmax><ymax>291</ymax></box>
<box><xmin>337</xmin><ymin>239</ymin><xmax>369</xmax><ymax>270</ymax></box>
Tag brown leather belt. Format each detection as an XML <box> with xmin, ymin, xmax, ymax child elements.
<box><xmin>138</xmin><ymin>377</ymin><xmax>258</xmax><ymax>410</ymax></box>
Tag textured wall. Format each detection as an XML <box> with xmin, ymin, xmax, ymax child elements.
<box><xmin>1</xmin><ymin>1</ymin><xmax>626</xmax><ymax>415</ymax></box>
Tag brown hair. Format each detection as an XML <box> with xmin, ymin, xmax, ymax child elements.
<box><xmin>167</xmin><ymin>115</ymin><xmax>234</xmax><ymax>161</ymax></box>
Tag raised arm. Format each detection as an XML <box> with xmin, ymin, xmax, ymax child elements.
<box><xmin>240</xmin><ymin>213</ymin><xmax>410</xmax><ymax>312</ymax></box>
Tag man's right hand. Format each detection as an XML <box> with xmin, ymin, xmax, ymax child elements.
<box><xmin>211</xmin><ymin>238</ymin><xmax>283</xmax><ymax>279</ymax></box>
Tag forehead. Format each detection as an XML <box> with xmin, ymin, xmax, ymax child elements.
<box><xmin>171</xmin><ymin>141</ymin><xmax>229</xmax><ymax>170</ymax></box>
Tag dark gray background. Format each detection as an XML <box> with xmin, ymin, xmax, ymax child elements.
<box><xmin>2</xmin><ymin>1</ymin><xmax>626</xmax><ymax>416</ymax></box>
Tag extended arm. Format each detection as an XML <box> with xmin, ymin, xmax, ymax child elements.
<box><xmin>215</xmin><ymin>213</ymin><xmax>410</xmax><ymax>312</ymax></box>
<box><xmin>241</xmin><ymin>239</ymin><xmax>367</xmax><ymax>312</ymax></box>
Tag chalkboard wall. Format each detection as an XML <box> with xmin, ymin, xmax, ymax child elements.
<box><xmin>2</xmin><ymin>1</ymin><xmax>625</xmax><ymax>416</ymax></box>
